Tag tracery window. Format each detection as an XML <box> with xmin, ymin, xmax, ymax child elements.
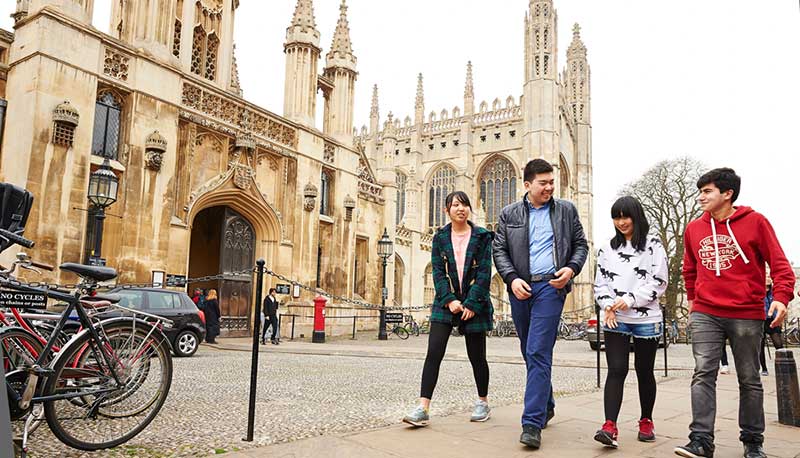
<box><xmin>91</xmin><ymin>92</ymin><xmax>123</xmax><ymax>160</ymax></box>
<box><xmin>479</xmin><ymin>156</ymin><xmax>516</xmax><ymax>231</ymax></box>
<box><xmin>427</xmin><ymin>165</ymin><xmax>455</xmax><ymax>230</ymax></box>
<box><xmin>190</xmin><ymin>23</ymin><xmax>219</xmax><ymax>81</ymax></box>
<box><xmin>320</xmin><ymin>169</ymin><xmax>333</xmax><ymax>217</ymax></box>
<box><xmin>396</xmin><ymin>172</ymin><xmax>407</xmax><ymax>225</ymax></box>
<box><xmin>190</xmin><ymin>25</ymin><xmax>204</xmax><ymax>75</ymax></box>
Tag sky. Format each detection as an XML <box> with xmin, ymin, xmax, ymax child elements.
<box><xmin>2</xmin><ymin>1</ymin><xmax>799</xmax><ymax>264</ymax></box>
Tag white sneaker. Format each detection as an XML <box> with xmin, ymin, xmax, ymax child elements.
<box><xmin>720</xmin><ymin>365</ymin><xmax>729</xmax><ymax>374</ymax></box>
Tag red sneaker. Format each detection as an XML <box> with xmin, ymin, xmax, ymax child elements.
<box><xmin>638</xmin><ymin>418</ymin><xmax>656</xmax><ymax>442</ymax></box>
<box><xmin>594</xmin><ymin>420</ymin><xmax>618</xmax><ymax>448</ymax></box>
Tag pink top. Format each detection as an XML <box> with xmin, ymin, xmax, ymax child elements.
<box><xmin>451</xmin><ymin>228</ymin><xmax>472</xmax><ymax>286</ymax></box>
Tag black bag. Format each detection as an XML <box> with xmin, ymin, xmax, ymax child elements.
<box><xmin>0</xmin><ymin>182</ymin><xmax>34</xmax><ymax>253</ymax></box>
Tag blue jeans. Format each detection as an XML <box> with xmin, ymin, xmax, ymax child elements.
<box><xmin>603</xmin><ymin>321</ymin><xmax>662</xmax><ymax>340</ymax></box>
<box><xmin>509</xmin><ymin>282</ymin><xmax>565</xmax><ymax>428</ymax></box>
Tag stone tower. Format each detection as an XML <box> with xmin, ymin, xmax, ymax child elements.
<box><xmin>522</xmin><ymin>0</ymin><xmax>559</xmax><ymax>163</ymax></box>
<box><xmin>16</xmin><ymin>0</ymin><xmax>93</xmax><ymax>24</ymax></box>
<box><xmin>283</xmin><ymin>0</ymin><xmax>321</xmax><ymax>128</ymax></box>
<box><xmin>323</xmin><ymin>0</ymin><xmax>358</xmax><ymax>145</ymax></box>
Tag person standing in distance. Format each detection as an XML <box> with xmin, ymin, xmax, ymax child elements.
<box><xmin>492</xmin><ymin>158</ymin><xmax>588</xmax><ymax>449</ymax></box>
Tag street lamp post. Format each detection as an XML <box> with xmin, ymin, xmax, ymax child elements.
<box><xmin>377</xmin><ymin>227</ymin><xmax>393</xmax><ymax>341</ymax></box>
<box><xmin>87</xmin><ymin>158</ymin><xmax>119</xmax><ymax>266</ymax></box>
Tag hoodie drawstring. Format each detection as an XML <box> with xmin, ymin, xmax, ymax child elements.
<box><xmin>726</xmin><ymin>219</ymin><xmax>750</xmax><ymax>265</ymax></box>
<box><xmin>711</xmin><ymin>219</ymin><xmax>721</xmax><ymax>277</ymax></box>
<box><xmin>710</xmin><ymin>217</ymin><xmax>750</xmax><ymax>277</ymax></box>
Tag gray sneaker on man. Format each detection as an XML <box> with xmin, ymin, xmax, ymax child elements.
<box><xmin>470</xmin><ymin>400</ymin><xmax>491</xmax><ymax>422</ymax></box>
<box><xmin>402</xmin><ymin>405</ymin><xmax>430</xmax><ymax>427</ymax></box>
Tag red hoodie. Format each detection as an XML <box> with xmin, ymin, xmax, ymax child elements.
<box><xmin>683</xmin><ymin>206</ymin><xmax>796</xmax><ymax>320</ymax></box>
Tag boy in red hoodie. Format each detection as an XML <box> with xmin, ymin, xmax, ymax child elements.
<box><xmin>675</xmin><ymin>168</ymin><xmax>795</xmax><ymax>458</ymax></box>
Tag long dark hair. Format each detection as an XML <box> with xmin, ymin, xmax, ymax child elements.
<box><xmin>610</xmin><ymin>196</ymin><xmax>650</xmax><ymax>252</ymax></box>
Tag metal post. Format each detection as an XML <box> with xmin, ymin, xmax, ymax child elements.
<box><xmin>352</xmin><ymin>316</ymin><xmax>357</xmax><ymax>340</ymax></box>
<box><xmin>291</xmin><ymin>315</ymin><xmax>296</xmax><ymax>340</ymax></box>
<box><xmin>0</xmin><ymin>345</ymin><xmax>16</xmax><ymax>458</ymax></box>
<box><xmin>775</xmin><ymin>349</ymin><xmax>800</xmax><ymax>426</ymax></box>
<box><xmin>90</xmin><ymin>206</ymin><xmax>106</xmax><ymax>264</ymax></box>
<box><xmin>244</xmin><ymin>259</ymin><xmax>265</xmax><ymax>442</ymax></box>
<box><xmin>595</xmin><ymin>303</ymin><xmax>601</xmax><ymax>389</ymax></box>
<box><xmin>378</xmin><ymin>258</ymin><xmax>388</xmax><ymax>340</ymax></box>
<box><xmin>662</xmin><ymin>305</ymin><xmax>668</xmax><ymax>377</ymax></box>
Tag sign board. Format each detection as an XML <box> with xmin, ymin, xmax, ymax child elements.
<box><xmin>0</xmin><ymin>290</ymin><xmax>48</xmax><ymax>309</ymax></box>
<box><xmin>292</xmin><ymin>284</ymin><xmax>301</xmax><ymax>298</ymax></box>
<box><xmin>385</xmin><ymin>312</ymin><xmax>404</xmax><ymax>324</ymax></box>
<box><xmin>275</xmin><ymin>284</ymin><xmax>291</xmax><ymax>295</ymax></box>
<box><xmin>166</xmin><ymin>274</ymin><xmax>187</xmax><ymax>287</ymax></box>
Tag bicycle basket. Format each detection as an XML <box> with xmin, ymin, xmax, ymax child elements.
<box><xmin>0</xmin><ymin>182</ymin><xmax>34</xmax><ymax>253</ymax></box>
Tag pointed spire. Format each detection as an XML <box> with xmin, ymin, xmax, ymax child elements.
<box><xmin>291</xmin><ymin>0</ymin><xmax>316</xmax><ymax>29</ymax></box>
<box><xmin>370</xmin><ymin>84</ymin><xmax>379</xmax><ymax>118</ymax></box>
<box><xmin>326</xmin><ymin>0</ymin><xmax>357</xmax><ymax>70</ymax></box>
<box><xmin>415</xmin><ymin>73</ymin><xmax>424</xmax><ymax>110</ymax></box>
<box><xmin>567</xmin><ymin>23</ymin><xmax>587</xmax><ymax>59</ymax></box>
<box><xmin>464</xmin><ymin>61</ymin><xmax>474</xmax><ymax>99</ymax></box>
<box><xmin>286</xmin><ymin>0</ymin><xmax>320</xmax><ymax>48</ymax></box>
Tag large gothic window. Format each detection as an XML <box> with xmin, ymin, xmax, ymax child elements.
<box><xmin>91</xmin><ymin>92</ymin><xmax>123</xmax><ymax>160</ymax></box>
<box><xmin>424</xmin><ymin>263</ymin><xmax>434</xmax><ymax>305</ymax></box>
<box><xmin>479</xmin><ymin>156</ymin><xmax>516</xmax><ymax>230</ymax></box>
<box><xmin>427</xmin><ymin>165</ymin><xmax>455</xmax><ymax>230</ymax></box>
<box><xmin>396</xmin><ymin>172</ymin><xmax>407</xmax><ymax>225</ymax></box>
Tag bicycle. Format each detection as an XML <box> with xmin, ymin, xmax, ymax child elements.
<box><xmin>785</xmin><ymin>317</ymin><xmax>800</xmax><ymax>346</ymax></box>
<box><xmin>387</xmin><ymin>322</ymin><xmax>409</xmax><ymax>339</ymax></box>
<box><xmin>0</xmin><ymin>228</ymin><xmax>174</xmax><ymax>452</ymax></box>
<box><xmin>403</xmin><ymin>315</ymin><xmax>420</xmax><ymax>337</ymax></box>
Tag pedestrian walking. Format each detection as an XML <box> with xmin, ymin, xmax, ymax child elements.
<box><xmin>675</xmin><ymin>168</ymin><xmax>795</xmax><ymax>458</ymax></box>
<box><xmin>492</xmin><ymin>158</ymin><xmax>588</xmax><ymax>449</ymax></box>
<box><xmin>592</xmin><ymin>196</ymin><xmax>668</xmax><ymax>449</ymax></box>
<box><xmin>204</xmin><ymin>289</ymin><xmax>221</xmax><ymax>344</ymax></box>
<box><xmin>262</xmin><ymin>288</ymin><xmax>280</xmax><ymax>345</ymax></box>
<box><xmin>402</xmin><ymin>191</ymin><xmax>494</xmax><ymax>427</ymax></box>
<box><xmin>758</xmin><ymin>282</ymin><xmax>784</xmax><ymax>376</ymax></box>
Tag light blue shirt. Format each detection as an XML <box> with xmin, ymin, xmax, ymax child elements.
<box><xmin>527</xmin><ymin>198</ymin><xmax>556</xmax><ymax>275</ymax></box>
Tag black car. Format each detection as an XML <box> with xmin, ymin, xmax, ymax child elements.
<box><xmin>109</xmin><ymin>287</ymin><xmax>206</xmax><ymax>357</ymax></box>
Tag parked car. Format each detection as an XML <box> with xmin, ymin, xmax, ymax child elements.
<box><xmin>109</xmin><ymin>287</ymin><xmax>206</xmax><ymax>357</ymax></box>
<box><xmin>585</xmin><ymin>310</ymin><xmax>669</xmax><ymax>350</ymax></box>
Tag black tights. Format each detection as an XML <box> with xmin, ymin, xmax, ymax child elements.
<box><xmin>603</xmin><ymin>331</ymin><xmax>658</xmax><ymax>422</ymax></box>
<box><xmin>420</xmin><ymin>322</ymin><xmax>489</xmax><ymax>399</ymax></box>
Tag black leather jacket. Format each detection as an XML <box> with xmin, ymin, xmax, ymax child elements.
<box><xmin>492</xmin><ymin>196</ymin><xmax>589</xmax><ymax>294</ymax></box>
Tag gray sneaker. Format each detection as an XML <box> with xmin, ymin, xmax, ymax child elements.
<box><xmin>470</xmin><ymin>400</ymin><xmax>491</xmax><ymax>422</ymax></box>
<box><xmin>402</xmin><ymin>405</ymin><xmax>430</xmax><ymax>427</ymax></box>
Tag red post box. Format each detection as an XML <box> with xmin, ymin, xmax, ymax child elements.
<box><xmin>312</xmin><ymin>295</ymin><xmax>326</xmax><ymax>343</ymax></box>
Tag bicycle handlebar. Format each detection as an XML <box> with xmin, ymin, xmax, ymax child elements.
<box><xmin>0</xmin><ymin>228</ymin><xmax>35</xmax><ymax>249</ymax></box>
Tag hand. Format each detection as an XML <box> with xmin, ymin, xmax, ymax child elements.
<box><xmin>461</xmin><ymin>307</ymin><xmax>475</xmax><ymax>321</ymax></box>
<box><xmin>604</xmin><ymin>309</ymin><xmax>618</xmax><ymax>329</ymax></box>
<box><xmin>448</xmin><ymin>300</ymin><xmax>463</xmax><ymax>314</ymax></box>
<box><xmin>548</xmin><ymin>267</ymin><xmax>574</xmax><ymax>290</ymax></box>
<box><xmin>511</xmin><ymin>278</ymin><xmax>532</xmax><ymax>300</ymax></box>
<box><xmin>611</xmin><ymin>298</ymin><xmax>628</xmax><ymax>312</ymax></box>
<box><xmin>768</xmin><ymin>301</ymin><xmax>788</xmax><ymax>328</ymax></box>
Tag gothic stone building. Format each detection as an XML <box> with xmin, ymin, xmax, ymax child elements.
<box><xmin>0</xmin><ymin>0</ymin><xmax>593</xmax><ymax>333</ymax></box>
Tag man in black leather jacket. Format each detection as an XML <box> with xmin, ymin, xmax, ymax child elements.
<box><xmin>492</xmin><ymin>158</ymin><xmax>588</xmax><ymax>449</ymax></box>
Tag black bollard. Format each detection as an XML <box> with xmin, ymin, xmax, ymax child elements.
<box><xmin>244</xmin><ymin>259</ymin><xmax>265</xmax><ymax>442</ymax></box>
<box><xmin>662</xmin><ymin>305</ymin><xmax>668</xmax><ymax>377</ymax></box>
<box><xmin>775</xmin><ymin>349</ymin><xmax>800</xmax><ymax>427</ymax></box>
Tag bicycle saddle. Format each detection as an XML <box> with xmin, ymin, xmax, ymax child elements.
<box><xmin>82</xmin><ymin>293</ymin><xmax>121</xmax><ymax>303</ymax></box>
<box><xmin>60</xmin><ymin>262</ymin><xmax>118</xmax><ymax>282</ymax></box>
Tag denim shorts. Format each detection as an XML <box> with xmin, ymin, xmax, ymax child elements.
<box><xmin>603</xmin><ymin>321</ymin><xmax>662</xmax><ymax>340</ymax></box>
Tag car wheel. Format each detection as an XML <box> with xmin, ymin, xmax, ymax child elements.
<box><xmin>174</xmin><ymin>330</ymin><xmax>199</xmax><ymax>357</ymax></box>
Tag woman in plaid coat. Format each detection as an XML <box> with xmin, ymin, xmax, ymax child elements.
<box><xmin>403</xmin><ymin>191</ymin><xmax>495</xmax><ymax>427</ymax></box>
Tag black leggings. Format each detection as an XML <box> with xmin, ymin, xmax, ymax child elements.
<box><xmin>420</xmin><ymin>322</ymin><xmax>489</xmax><ymax>399</ymax></box>
<box><xmin>603</xmin><ymin>331</ymin><xmax>658</xmax><ymax>422</ymax></box>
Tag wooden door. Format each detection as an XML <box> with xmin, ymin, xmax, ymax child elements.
<box><xmin>218</xmin><ymin>208</ymin><xmax>254</xmax><ymax>332</ymax></box>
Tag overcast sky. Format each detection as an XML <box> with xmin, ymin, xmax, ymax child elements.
<box><xmin>3</xmin><ymin>1</ymin><xmax>798</xmax><ymax>264</ymax></box>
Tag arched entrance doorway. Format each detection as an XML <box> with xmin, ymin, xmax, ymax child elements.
<box><xmin>189</xmin><ymin>206</ymin><xmax>255</xmax><ymax>334</ymax></box>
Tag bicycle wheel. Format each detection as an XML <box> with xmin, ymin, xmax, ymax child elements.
<box><xmin>43</xmin><ymin>319</ymin><xmax>173</xmax><ymax>451</ymax></box>
<box><xmin>394</xmin><ymin>326</ymin><xmax>410</xmax><ymax>340</ymax></box>
<box><xmin>1</xmin><ymin>327</ymin><xmax>44</xmax><ymax>423</ymax></box>
<box><xmin>412</xmin><ymin>322</ymin><xmax>420</xmax><ymax>337</ymax></box>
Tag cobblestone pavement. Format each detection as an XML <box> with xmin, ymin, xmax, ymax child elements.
<box><xmin>25</xmin><ymin>338</ymin><xmax>695</xmax><ymax>457</ymax></box>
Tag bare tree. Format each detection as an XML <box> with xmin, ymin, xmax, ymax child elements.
<box><xmin>620</xmin><ymin>157</ymin><xmax>705</xmax><ymax>319</ymax></box>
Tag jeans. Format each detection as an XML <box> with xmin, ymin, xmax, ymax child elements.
<box><xmin>509</xmin><ymin>282</ymin><xmax>564</xmax><ymax>428</ymax></box>
<box><xmin>603</xmin><ymin>321</ymin><xmax>662</xmax><ymax>340</ymax></box>
<box><xmin>689</xmin><ymin>312</ymin><xmax>764</xmax><ymax>445</ymax></box>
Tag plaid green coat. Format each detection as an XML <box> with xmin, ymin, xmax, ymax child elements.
<box><xmin>430</xmin><ymin>222</ymin><xmax>495</xmax><ymax>333</ymax></box>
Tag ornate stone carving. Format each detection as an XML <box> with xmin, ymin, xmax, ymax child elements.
<box><xmin>52</xmin><ymin>100</ymin><xmax>79</xmax><ymax>126</ymax></box>
<box><xmin>103</xmin><ymin>47</ymin><xmax>130</xmax><ymax>81</ymax></box>
<box><xmin>233</xmin><ymin>164</ymin><xmax>253</xmax><ymax>190</ymax></box>
<box><xmin>343</xmin><ymin>194</ymin><xmax>355</xmax><ymax>221</ymax></box>
<box><xmin>303</xmin><ymin>182</ymin><xmax>318</xmax><ymax>212</ymax></box>
<box><xmin>323</xmin><ymin>141</ymin><xmax>335</xmax><ymax>164</ymax></box>
<box><xmin>145</xmin><ymin>130</ymin><xmax>168</xmax><ymax>171</ymax></box>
